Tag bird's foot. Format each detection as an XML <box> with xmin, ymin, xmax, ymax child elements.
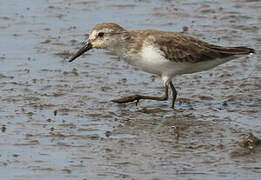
<box><xmin>111</xmin><ymin>95</ymin><xmax>142</xmax><ymax>105</ymax></box>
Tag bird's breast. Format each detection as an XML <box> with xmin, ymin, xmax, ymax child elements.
<box><xmin>121</xmin><ymin>45</ymin><xmax>171</xmax><ymax>75</ymax></box>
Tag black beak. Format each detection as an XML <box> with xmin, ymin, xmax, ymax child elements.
<box><xmin>69</xmin><ymin>40</ymin><xmax>93</xmax><ymax>62</ymax></box>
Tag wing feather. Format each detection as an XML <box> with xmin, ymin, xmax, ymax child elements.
<box><xmin>128</xmin><ymin>30</ymin><xmax>254</xmax><ymax>63</ymax></box>
<box><xmin>152</xmin><ymin>32</ymin><xmax>253</xmax><ymax>63</ymax></box>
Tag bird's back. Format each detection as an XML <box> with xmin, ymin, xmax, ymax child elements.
<box><xmin>127</xmin><ymin>29</ymin><xmax>254</xmax><ymax>63</ymax></box>
<box><xmin>122</xmin><ymin>29</ymin><xmax>254</xmax><ymax>76</ymax></box>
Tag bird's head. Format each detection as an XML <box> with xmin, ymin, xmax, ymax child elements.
<box><xmin>69</xmin><ymin>23</ymin><xmax>129</xmax><ymax>62</ymax></box>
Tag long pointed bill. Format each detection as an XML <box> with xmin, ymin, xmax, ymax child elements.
<box><xmin>69</xmin><ymin>40</ymin><xmax>93</xmax><ymax>62</ymax></box>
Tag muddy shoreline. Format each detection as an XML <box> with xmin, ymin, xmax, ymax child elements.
<box><xmin>0</xmin><ymin>0</ymin><xmax>260</xmax><ymax>179</ymax></box>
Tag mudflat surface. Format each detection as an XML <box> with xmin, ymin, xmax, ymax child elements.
<box><xmin>0</xmin><ymin>0</ymin><xmax>260</xmax><ymax>179</ymax></box>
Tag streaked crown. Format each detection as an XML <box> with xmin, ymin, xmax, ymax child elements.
<box><xmin>89</xmin><ymin>23</ymin><xmax>129</xmax><ymax>49</ymax></box>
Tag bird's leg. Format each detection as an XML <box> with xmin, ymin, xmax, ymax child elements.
<box><xmin>169</xmin><ymin>81</ymin><xmax>177</xmax><ymax>108</ymax></box>
<box><xmin>111</xmin><ymin>85</ymin><xmax>169</xmax><ymax>105</ymax></box>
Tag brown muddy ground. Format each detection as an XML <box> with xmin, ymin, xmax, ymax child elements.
<box><xmin>0</xmin><ymin>0</ymin><xmax>260</xmax><ymax>179</ymax></box>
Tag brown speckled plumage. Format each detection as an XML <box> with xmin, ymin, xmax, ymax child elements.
<box><xmin>126</xmin><ymin>29</ymin><xmax>254</xmax><ymax>63</ymax></box>
<box><xmin>69</xmin><ymin>23</ymin><xmax>255</xmax><ymax>108</ymax></box>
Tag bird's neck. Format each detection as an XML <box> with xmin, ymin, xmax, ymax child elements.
<box><xmin>107</xmin><ymin>32</ymin><xmax>131</xmax><ymax>57</ymax></box>
<box><xmin>106</xmin><ymin>41</ymin><xmax>128</xmax><ymax>57</ymax></box>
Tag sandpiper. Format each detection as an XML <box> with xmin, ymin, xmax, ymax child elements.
<box><xmin>69</xmin><ymin>23</ymin><xmax>255</xmax><ymax>108</ymax></box>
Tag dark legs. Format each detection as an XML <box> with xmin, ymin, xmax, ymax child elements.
<box><xmin>112</xmin><ymin>81</ymin><xmax>178</xmax><ymax>108</ymax></box>
<box><xmin>169</xmin><ymin>81</ymin><xmax>177</xmax><ymax>108</ymax></box>
<box><xmin>111</xmin><ymin>85</ymin><xmax>169</xmax><ymax>105</ymax></box>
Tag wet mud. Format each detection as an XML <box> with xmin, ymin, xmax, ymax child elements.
<box><xmin>0</xmin><ymin>0</ymin><xmax>260</xmax><ymax>179</ymax></box>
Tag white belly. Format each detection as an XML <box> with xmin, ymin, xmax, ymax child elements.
<box><xmin>123</xmin><ymin>45</ymin><xmax>176</xmax><ymax>75</ymax></box>
<box><xmin>121</xmin><ymin>45</ymin><xmax>239</xmax><ymax>77</ymax></box>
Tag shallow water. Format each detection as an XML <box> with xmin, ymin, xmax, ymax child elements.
<box><xmin>0</xmin><ymin>0</ymin><xmax>261</xmax><ymax>179</ymax></box>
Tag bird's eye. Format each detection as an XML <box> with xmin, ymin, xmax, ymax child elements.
<box><xmin>98</xmin><ymin>32</ymin><xmax>104</xmax><ymax>38</ymax></box>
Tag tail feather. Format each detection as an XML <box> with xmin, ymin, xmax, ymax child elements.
<box><xmin>209</xmin><ymin>45</ymin><xmax>255</xmax><ymax>55</ymax></box>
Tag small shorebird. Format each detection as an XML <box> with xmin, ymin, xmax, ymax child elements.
<box><xmin>69</xmin><ymin>23</ymin><xmax>254</xmax><ymax>108</ymax></box>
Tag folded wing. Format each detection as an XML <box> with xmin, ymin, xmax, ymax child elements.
<box><xmin>155</xmin><ymin>32</ymin><xmax>255</xmax><ymax>63</ymax></box>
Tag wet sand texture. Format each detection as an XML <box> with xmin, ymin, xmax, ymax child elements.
<box><xmin>0</xmin><ymin>0</ymin><xmax>260</xmax><ymax>179</ymax></box>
